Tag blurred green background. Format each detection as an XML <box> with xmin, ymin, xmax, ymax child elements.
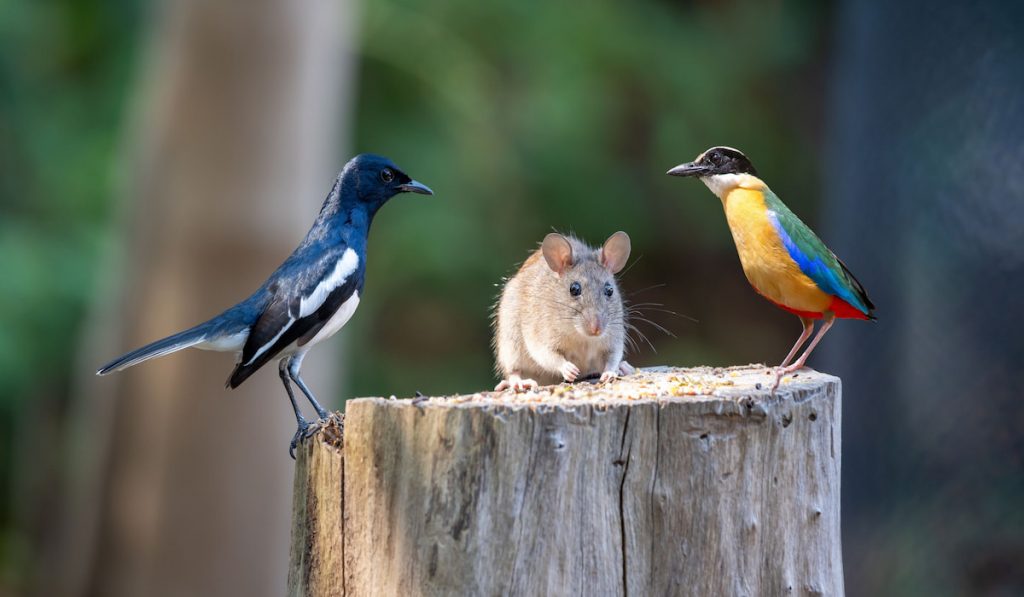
<box><xmin>1</xmin><ymin>0</ymin><xmax>1021</xmax><ymax>595</ymax></box>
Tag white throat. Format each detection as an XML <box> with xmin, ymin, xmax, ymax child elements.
<box><xmin>699</xmin><ymin>173</ymin><xmax>748</xmax><ymax>199</ymax></box>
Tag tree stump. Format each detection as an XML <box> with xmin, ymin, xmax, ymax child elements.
<box><xmin>288</xmin><ymin>366</ymin><xmax>844</xmax><ymax>596</ymax></box>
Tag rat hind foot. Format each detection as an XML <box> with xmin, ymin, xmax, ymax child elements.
<box><xmin>618</xmin><ymin>361</ymin><xmax>636</xmax><ymax>376</ymax></box>
<box><xmin>495</xmin><ymin>374</ymin><xmax>538</xmax><ymax>393</ymax></box>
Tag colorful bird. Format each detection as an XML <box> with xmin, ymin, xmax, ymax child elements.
<box><xmin>97</xmin><ymin>154</ymin><xmax>433</xmax><ymax>455</ymax></box>
<box><xmin>667</xmin><ymin>146</ymin><xmax>874</xmax><ymax>390</ymax></box>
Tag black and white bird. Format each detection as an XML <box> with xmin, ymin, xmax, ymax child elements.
<box><xmin>97</xmin><ymin>154</ymin><xmax>433</xmax><ymax>456</ymax></box>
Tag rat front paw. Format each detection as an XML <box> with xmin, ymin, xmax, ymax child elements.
<box><xmin>560</xmin><ymin>361</ymin><xmax>580</xmax><ymax>382</ymax></box>
<box><xmin>618</xmin><ymin>360</ymin><xmax>636</xmax><ymax>376</ymax></box>
<box><xmin>599</xmin><ymin>370</ymin><xmax>619</xmax><ymax>383</ymax></box>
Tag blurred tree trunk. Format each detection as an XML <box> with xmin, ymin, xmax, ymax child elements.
<box><xmin>43</xmin><ymin>1</ymin><xmax>358</xmax><ymax>596</ymax></box>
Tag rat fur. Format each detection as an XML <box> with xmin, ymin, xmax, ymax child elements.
<box><xmin>493</xmin><ymin>231</ymin><xmax>635</xmax><ymax>391</ymax></box>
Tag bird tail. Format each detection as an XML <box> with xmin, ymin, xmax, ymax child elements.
<box><xmin>96</xmin><ymin>324</ymin><xmax>211</xmax><ymax>376</ymax></box>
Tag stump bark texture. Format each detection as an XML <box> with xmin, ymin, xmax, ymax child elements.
<box><xmin>289</xmin><ymin>366</ymin><xmax>844</xmax><ymax>596</ymax></box>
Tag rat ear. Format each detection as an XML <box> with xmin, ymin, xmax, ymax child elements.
<box><xmin>541</xmin><ymin>233</ymin><xmax>573</xmax><ymax>276</ymax></box>
<box><xmin>600</xmin><ymin>231</ymin><xmax>631</xmax><ymax>274</ymax></box>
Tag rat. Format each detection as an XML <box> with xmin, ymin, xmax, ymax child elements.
<box><xmin>493</xmin><ymin>231</ymin><xmax>636</xmax><ymax>392</ymax></box>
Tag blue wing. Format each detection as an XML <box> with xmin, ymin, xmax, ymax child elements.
<box><xmin>763</xmin><ymin>190</ymin><xmax>872</xmax><ymax>315</ymax></box>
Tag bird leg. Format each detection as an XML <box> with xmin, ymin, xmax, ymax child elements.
<box><xmin>279</xmin><ymin>360</ymin><xmax>312</xmax><ymax>459</ymax></box>
<box><xmin>780</xmin><ymin>316</ymin><xmax>816</xmax><ymax>368</ymax></box>
<box><xmin>288</xmin><ymin>356</ymin><xmax>330</xmax><ymax>420</ymax></box>
<box><xmin>773</xmin><ymin>313</ymin><xmax>835</xmax><ymax>392</ymax></box>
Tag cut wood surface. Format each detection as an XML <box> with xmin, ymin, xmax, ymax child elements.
<box><xmin>289</xmin><ymin>366</ymin><xmax>844</xmax><ymax>596</ymax></box>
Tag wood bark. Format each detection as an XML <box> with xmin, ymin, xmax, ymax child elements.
<box><xmin>289</xmin><ymin>366</ymin><xmax>844</xmax><ymax>596</ymax></box>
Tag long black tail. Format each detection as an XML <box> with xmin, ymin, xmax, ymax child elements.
<box><xmin>96</xmin><ymin>324</ymin><xmax>211</xmax><ymax>375</ymax></box>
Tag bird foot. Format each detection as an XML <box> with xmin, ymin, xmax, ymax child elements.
<box><xmin>288</xmin><ymin>419</ymin><xmax>320</xmax><ymax>459</ymax></box>
<box><xmin>770</xmin><ymin>364</ymin><xmax>806</xmax><ymax>393</ymax></box>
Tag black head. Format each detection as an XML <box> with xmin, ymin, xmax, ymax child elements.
<box><xmin>666</xmin><ymin>146</ymin><xmax>758</xmax><ymax>178</ymax></box>
<box><xmin>341</xmin><ymin>153</ymin><xmax>433</xmax><ymax>208</ymax></box>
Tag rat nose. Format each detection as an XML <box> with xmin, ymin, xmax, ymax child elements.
<box><xmin>587</xmin><ymin>317</ymin><xmax>602</xmax><ymax>337</ymax></box>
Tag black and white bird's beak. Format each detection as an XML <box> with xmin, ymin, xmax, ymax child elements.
<box><xmin>666</xmin><ymin>162</ymin><xmax>711</xmax><ymax>178</ymax></box>
<box><xmin>397</xmin><ymin>180</ymin><xmax>433</xmax><ymax>195</ymax></box>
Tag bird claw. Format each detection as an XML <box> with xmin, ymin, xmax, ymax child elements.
<box><xmin>770</xmin><ymin>364</ymin><xmax>805</xmax><ymax>394</ymax></box>
<box><xmin>288</xmin><ymin>419</ymin><xmax>319</xmax><ymax>459</ymax></box>
<box><xmin>560</xmin><ymin>361</ymin><xmax>580</xmax><ymax>383</ymax></box>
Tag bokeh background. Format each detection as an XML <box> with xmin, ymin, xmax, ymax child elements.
<box><xmin>1</xmin><ymin>0</ymin><xmax>1021</xmax><ymax>595</ymax></box>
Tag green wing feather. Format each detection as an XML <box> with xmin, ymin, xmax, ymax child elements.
<box><xmin>762</xmin><ymin>189</ymin><xmax>874</xmax><ymax>316</ymax></box>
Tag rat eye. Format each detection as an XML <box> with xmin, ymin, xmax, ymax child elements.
<box><xmin>380</xmin><ymin>168</ymin><xmax>394</xmax><ymax>183</ymax></box>
<box><xmin>569</xmin><ymin>281</ymin><xmax>582</xmax><ymax>297</ymax></box>
<box><xmin>604</xmin><ymin>282</ymin><xmax>614</xmax><ymax>298</ymax></box>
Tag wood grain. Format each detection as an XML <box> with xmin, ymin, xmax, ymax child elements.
<box><xmin>289</xmin><ymin>366</ymin><xmax>844</xmax><ymax>596</ymax></box>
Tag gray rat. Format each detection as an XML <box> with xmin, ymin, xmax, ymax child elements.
<box><xmin>493</xmin><ymin>231</ymin><xmax>636</xmax><ymax>391</ymax></box>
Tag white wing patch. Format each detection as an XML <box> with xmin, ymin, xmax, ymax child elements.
<box><xmin>244</xmin><ymin>316</ymin><xmax>295</xmax><ymax>366</ymax></box>
<box><xmin>307</xmin><ymin>292</ymin><xmax>360</xmax><ymax>346</ymax></box>
<box><xmin>300</xmin><ymin>248</ymin><xmax>359</xmax><ymax>318</ymax></box>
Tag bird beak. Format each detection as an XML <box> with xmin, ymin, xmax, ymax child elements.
<box><xmin>666</xmin><ymin>162</ymin><xmax>711</xmax><ymax>177</ymax></box>
<box><xmin>397</xmin><ymin>180</ymin><xmax>433</xmax><ymax>195</ymax></box>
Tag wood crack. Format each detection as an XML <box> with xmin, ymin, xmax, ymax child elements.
<box><xmin>618</xmin><ymin>409</ymin><xmax>632</xmax><ymax>597</ymax></box>
<box><xmin>649</xmin><ymin>405</ymin><xmax>661</xmax><ymax>586</ymax></box>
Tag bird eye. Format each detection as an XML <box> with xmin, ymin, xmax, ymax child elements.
<box><xmin>569</xmin><ymin>281</ymin><xmax>582</xmax><ymax>297</ymax></box>
<box><xmin>604</xmin><ymin>283</ymin><xmax>614</xmax><ymax>298</ymax></box>
<box><xmin>380</xmin><ymin>169</ymin><xmax>394</xmax><ymax>183</ymax></box>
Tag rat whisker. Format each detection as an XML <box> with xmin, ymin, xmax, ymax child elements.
<box><xmin>625</xmin><ymin>283</ymin><xmax>666</xmax><ymax>297</ymax></box>
<box><xmin>629</xmin><ymin>314</ymin><xmax>676</xmax><ymax>339</ymax></box>
<box><xmin>626</xmin><ymin>303</ymin><xmax>698</xmax><ymax>324</ymax></box>
<box><xmin>625</xmin><ymin>322</ymin><xmax>656</xmax><ymax>353</ymax></box>
<box><xmin>618</xmin><ymin>254</ymin><xmax>644</xmax><ymax>277</ymax></box>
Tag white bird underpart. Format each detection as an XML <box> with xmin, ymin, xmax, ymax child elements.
<box><xmin>196</xmin><ymin>330</ymin><xmax>249</xmax><ymax>352</ymax></box>
<box><xmin>308</xmin><ymin>292</ymin><xmax>360</xmax><ymax>346</ymax></box>
<box><xmin>300</xmin><ymin>248</ymin><xmax>359</xmax><ymax>318</ymax></box>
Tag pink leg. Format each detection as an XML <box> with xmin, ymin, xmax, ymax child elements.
<box><xmin>780</xmin><ymin>316</ymin><xmax>815</xmax><ymax>368</ymax></box>
<box><xmin>773</xmin><ymin>313</ymin><xmax>835</xmax><ymax>391</ymax></box>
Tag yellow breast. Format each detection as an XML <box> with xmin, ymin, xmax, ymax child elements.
<box><xmin>721</xmin><ymin>186</ymin><xmax>831</xmax><ymax>313</ymax></box>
